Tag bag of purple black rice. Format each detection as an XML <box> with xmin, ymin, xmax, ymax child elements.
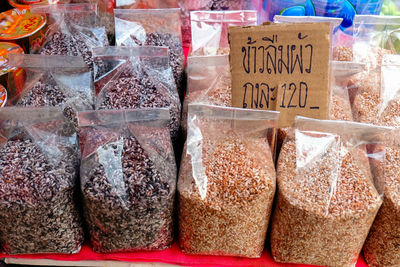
<box><xmin>271</xmin><ymin>116</ymin><xmax>390</xmax><ymax>267</ymax></box>
<box><xmin>190</xmin><ymin>10</ymin><xmax>257</xmax><ymax>56</ymax></box>
<box><xmin>182</xmin><ymin>54</ymin><xmax>230</xmax><ymax>134</ymax></box>
<box><xmin>178</xmin><ymin>104</ymin><xmax>277</xmax><ymax>258</ymax></box>
<box><xmin>0</xmin><ymin>107</ymin><xmax>84</xmax><ymax>254</ymax></box>
<box><xmin>114</xmin><ymin>8</ymin><xmax>185</xmax><ymax>98</ymax></box>
<box><xmin>30</xmin><ymin>3</ymin><xmax>109</xmax><ymax>70</ymax></box>
<box><xmin>67</xmin><ymin>0</ymin><xmax>116</xmax><ymax>43</ymax></box>
<box><xmin>362</xmin><ymin>55</ymin><xmax>400</xmax><ymax>267</ymax></box>
<box><xmin>92</xmin><ymin>46</ymin><xmax>180</xmax><ymax>148</ymax></box>
<box><xmin>178</xmin><ymin>0</ymin><xmax>263</xmax><ymax>47</ymax></box>
<box><xmin>78</xmin><ymin>108</ymin><xmax>176</xmax><ymax>253</ymax></box>
<box><xmin>7</xmin><ymin>53</ymin><xmax>93</xmax><ymax>132</ymax></box>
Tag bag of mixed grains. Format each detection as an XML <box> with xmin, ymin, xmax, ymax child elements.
<box><xmin>271</xmin><ymin>116</ymin><xmax>388</xmax><ymax>267</ymax></box>
<box><xmin>0</xmin><ymin>107</ymin><xmax>84</xmax><ymax>254</ymax></box>
<box><xmin>30</xmin><ymin>3</ymin><xmax>109</xmax><ymax>70</ymax></box>
<box><xmin>362</xmin><ymin>55</ymin><xmax>400</xmax><ymax>267</ymax></box>
<box><xmin>7</xmin><ymin>54</ymin><xmax>93</xmax><ymax>131</ymax></box>
<box><xmin>182</xmin><ymin>54</ymin><xmax>230</xmax><ymax>134</ymax></box>
<box><xmin>190</xmin><ymin>10</ymin><xmax>257</xmax><ymax>56</ymax></box>
<box><xmin>114</xmin><ymin>8</ymin><xmax>185</xmax><ymax>98</ymax></box>
<box><xmin>78</xmin><ymin>108</ymin><xmax>176</xmax><ymax>253</ymax></box>
<box><xmin>92</xmin><ymin>46</ymin><xmax>180</xmax><ymax>146</ymax></box>
<box><xmin>178</xmin><ymin>104</ymin><xmax>277</xmax><ymax>258</ymax></box>
<box><xmin>68</xmin><ymin>0</ymin><xmax>116</xmax><ymax>43</ymax></box>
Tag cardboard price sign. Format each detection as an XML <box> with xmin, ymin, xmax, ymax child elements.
<box><xmin>228</xmin><ymin>23</ymin><xmax>331</xmax><ymax>127</ymax></box>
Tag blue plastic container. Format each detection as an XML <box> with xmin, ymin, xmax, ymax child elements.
<box><xmin>350</xmin><ymin>0</ymin><xmax>384</xmax><ymax>14</ymax></box>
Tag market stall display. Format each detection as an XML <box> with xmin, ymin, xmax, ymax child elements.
<box><xmin>1</xmin><ymin>1</ymin><xmax>400</xmax><ymax>266</ymax></box>
<box><xmin>78</xmin><ymin>108</ymin><xmax>176</xmax><ymax>253</ymax></box>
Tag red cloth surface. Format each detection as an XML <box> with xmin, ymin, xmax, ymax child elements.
<box><xmin>0</xmin><ymin>242</ymin><xmax>369</xmax><ymax>267</ymax></box>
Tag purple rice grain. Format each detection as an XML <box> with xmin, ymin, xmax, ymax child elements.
<box><xmin>80</xmin><ymin>127</ymin><xmax>175</xmax><ymax>252</ymax></box>
<box><xmin>0</xmin><ymin>131</ymin><xmax>84</xmax><ymax>254</ymax></box>
<box><xmin>97</xmin><ymin>63</ymin><xmax>180</xmax><ymax>146</ymax></box>
<box><xmin>130</xmin><ymin>32</ymin><xmax>185</xmax><ymax>97</ymax></box>
<box><xmin>16</xmin><ymin>75</ymin><xmax>92</xmax><ymax>131</ymax></box>
<box><xmin>40</xmin><ymin>29</ymin><xmax>107</xmax><ymax>71</ymax></box>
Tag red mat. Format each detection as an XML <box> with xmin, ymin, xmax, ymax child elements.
<box><xmin>0</xmin><ymin>242</ymin><xmax>369</xmax><ymax>267</ymax></box>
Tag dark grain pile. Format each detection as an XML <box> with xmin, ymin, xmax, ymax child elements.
<box><xmin>16</xmin><ymin>74</ymin><xmax>92</xmax><ymax>131</ymax></box>
<box><xmin>80</xmin><ymin>126</ymin><xmax>176</xmax><ymax>253</ymax></box>
<box><xmin>40</xmin><ymin>28</ymin><xmax>107</xmax><ymax>71</ymax></box>
<box><xmin>130</xmin><ymin>32</ymin><xmax>185</xmax><ymax>97</ymax></box>
<box><xmin>0</xmin><ymin>128</ymin><xmax>84</xmax><ymax>254</ymax></box>
<box><xmin>96</xmin><ymin>62</ymin><xmax>180</xmax><ymax>145</ymax></box>
<box><xmin>271</xmin><ymin>133</ymin><xmax>382</xmax><ymax>267</ymax></box>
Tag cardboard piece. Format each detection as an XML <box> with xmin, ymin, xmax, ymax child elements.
<box><xmin>228</xmin><ymin>23</ymin><xmax>331</xmax><ymax>127</ymax></box>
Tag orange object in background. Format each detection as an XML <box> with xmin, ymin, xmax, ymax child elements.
<box><xmin>0</xmin><ymin>84</ymin><xmax>6</xmax><ymax>107</ymax></box>
<box><xmin>8</xmin><ymin>0</ymin><xmax>60</xmax><ymax>9</ymax></box>
<box><xmin>0</xmin><ymin>8</ymin><xmax>46</xmax><ymax>40</ymax></box>
<box><xmin>0</xmin><ymin>42</ymin><xmax>24</xmax><ymax>99</ymax></box>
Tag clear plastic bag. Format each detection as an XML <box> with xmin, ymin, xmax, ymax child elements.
<box><xmin>92</xmin><ymin>46</ymin><xmax>180</xmax><ymax>146</ymax></box>
<box><xmin>7</xmin><ymin>54</ymin><xmax>94</xmax><ymax>131</ymax></box>
<box><xmin>78</xmin><ymin>108</ymin><xmax>176</xmax><ymax>253</ymax></box>
<box><xmin>330</xmin><ymin>60</ymin><xmax>365</xmax><ymax>120</ymax></box>
<box><xmin>273</xmin><ymin>16</ymin><xmax>343</xmax><ymax>51</ymax></box>
<box><xmin>353</xmin><ymin>54</ymin><xmax>400</xmax><ymax>126</ymax></box>
<box><xmin>182</xmin><ymin>55</ymin><xmax>230</xmax><ymax>134</ymax></box>
<box><xmin>114</xmin><ymin>8</ymin><xmax>185</xmax><ymax>98</ymax></box>
<box><xmin>178</xmin><ymin>0</ymin><xmax>263</xmax><ymax>47</ymax></box>
<box><xmin>0</xmin><ymin>107</ymin><xmax>84</xmax><ymax>254</ymax></box>
<box><xmin>277</xmin><ymin>60</ymin><xmax>358</xmax><ymax>155</ymax></box>
<box><xmin>338</xmin><ymin>16</ymin><xmax>400</xmax><ymax>111</ymax></box>
<box><xmin>30</xmin><ymin>3</ymin><xmax>109</xmax><ymax>70</ymax></box>
<box><xmin>178</xmin><ymin>104</ymin><xmax>277</xmax><ymax>258</ymax></box>
<box><xmin>362</xmin><ymin>57</ymin><xmax>400</xmax><ymax>267</ymax></box>
<box><xmin>68</xmin><ymin>0</ymin><xmax>117</xmax><ymax>43</ymax></box>
<box><xmin>271</xmin><ymin>116</ymin><xmax>388</xmax><ymax>267</ymax></box>
<box><xmin>190</xmin><ymin>10</ymin><xmax>257</xmax><ymax>56</ymax></box>
<box><xmin>115</xmin><ymin>0</ymin><xmax>178</xmax><ymax>9</ymax></box>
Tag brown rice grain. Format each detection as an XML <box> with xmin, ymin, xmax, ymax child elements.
<box><xmin>178</xmin><ymin>126</ymin><xmax>275</xmax><ymax>258</ymax></box>
<box><xmin>271</xmin><ymin>136</ymin><xmax>382</xmax><ymax>267</ymax></box>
